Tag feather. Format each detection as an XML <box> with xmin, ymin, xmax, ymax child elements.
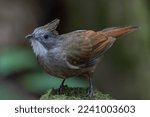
<box><xmin>61</xmin><ymin>26</ymin><xmax>138</xmax><ymax>68</ymax></box>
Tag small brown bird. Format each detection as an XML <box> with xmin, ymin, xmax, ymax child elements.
<box><xmin>26</xmin><ymin>19</ymin><xmax>138</xmax><ymax>97</ymax></box>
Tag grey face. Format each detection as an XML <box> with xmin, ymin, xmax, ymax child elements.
<box><xmin>26</xmin><ymin>27</ymin><xmax>59</xmax><ymax>50</ymax></box>
<box><xmin>26</xmin><ymin>19</ymin><xmax>60</xmax><ymax>50</ymax></box>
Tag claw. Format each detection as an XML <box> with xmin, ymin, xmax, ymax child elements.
<box><xmin>87</xmin><ymin>85</ymin><xmax>95</xmax><ymax>97</ymax></box>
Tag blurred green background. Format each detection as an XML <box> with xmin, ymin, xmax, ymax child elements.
<box><xmin>0</xmin><ymin>0</ymin><xmax>149</xmax><ymax>99</ymax></box>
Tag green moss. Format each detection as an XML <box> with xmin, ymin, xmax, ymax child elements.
<box><xmin>40</xmin><ymin>86</ymin><xmax>112</xmax><ymax>100</ymax></box>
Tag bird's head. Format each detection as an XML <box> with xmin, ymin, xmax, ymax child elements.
<box><xmin>25</xmin><ymin>19</ymin><xmax>60</xmax><ymax>56</ymax></box>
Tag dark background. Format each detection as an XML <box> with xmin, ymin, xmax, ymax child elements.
<box><xmin>0</xmin><ymin>0</ymin><xmax>149</xmax><ymax>99</ymax></box>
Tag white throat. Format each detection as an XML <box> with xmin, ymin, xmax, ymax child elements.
<box><xmin>31</xmin><ymin>40</ymin><xmax>48</xmax><ymax>56</ymax></box>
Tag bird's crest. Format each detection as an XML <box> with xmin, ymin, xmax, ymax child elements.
<box><xmin>42</xmin><ymin>19</ymin><xmax>60</xmax><ymax>32</ymax></box>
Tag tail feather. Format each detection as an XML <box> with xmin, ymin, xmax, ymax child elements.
<box><xmin>101</xmin><ymin>26</ymin><xmax>138</xmax><ymax>38</ymax></box>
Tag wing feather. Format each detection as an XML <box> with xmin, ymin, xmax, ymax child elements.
<box><xmin>61</xmin><ymin>30</ymin><xmax>112</xmax><ymax>68</ymax></box>
<box><xmin>60</xmin><ymin>26</ymin><xmax>137</xmax><ymax>68</ymax></box>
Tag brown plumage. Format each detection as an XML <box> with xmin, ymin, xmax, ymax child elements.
<box><xmin>62</xmin><ymin>26</ymin><xmax>137</xmax><ymax>68</ymax></box>
<box><xmin>26</xmin><ymin>19</ymin><xmax>138</xmax><ymax>97</ymax></box>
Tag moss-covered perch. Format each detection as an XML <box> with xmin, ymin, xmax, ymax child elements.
<box><xmin>40</xmin><ymin>86</ymin><xmax>112</xmax><ymax>100</ymax></box>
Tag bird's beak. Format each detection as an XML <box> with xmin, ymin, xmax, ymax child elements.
<box><xmin>25</xmin><ymin>34</ymin><xmax>33</xmax><ymax>39</ymax></box>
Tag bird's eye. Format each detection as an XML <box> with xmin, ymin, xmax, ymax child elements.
<box><xmin>44</xmin><ymin>34</ymin><xmax>49</xmax><ymax>39</ymax></box>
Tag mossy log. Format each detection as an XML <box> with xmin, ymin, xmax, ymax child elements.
<box><xmin>40</xmin><ymin>86</ymin><xmax>112</xmax><ymax>100</ymax></box>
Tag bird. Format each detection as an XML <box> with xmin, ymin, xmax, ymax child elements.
<box><xmin>26</xmin><ymin>19</ymin><xmax>138</xmax><ymax>97</ymax></box>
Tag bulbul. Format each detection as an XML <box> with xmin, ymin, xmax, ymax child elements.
<box><xmin>26</xmin><ymin>19</ymin><xmax>138</xmax><ymax>97</ymax></box>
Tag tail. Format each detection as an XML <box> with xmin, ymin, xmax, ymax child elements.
<box><xmin>101</xmin><ymin>26</ymin><xmax>138</xmax><ymax>38</ymax></box>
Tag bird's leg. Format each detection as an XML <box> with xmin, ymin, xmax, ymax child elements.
<box><xmin>87</xmin><ymin>74</ymin><xmax>95</xmax><ymax>97</ymax></box>
<box><xmin>58</xmin><ymin>79</ymin><xmax>66</xmax><ymax>94</ymax></box>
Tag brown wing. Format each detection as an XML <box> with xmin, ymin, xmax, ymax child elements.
<box><xmin>62</xmin><ymin>26</ymin><xmax>137</xmax><ymax>68</ymax></box>
<box><xmin>83</xmin><ymin>30</ymin><xmax>114</xmax><ymax>59</ymax></box>
<box><xmin>61</xmin><ymin>30</ymin><xmax>92</xmax><ymax>67</ymax></box>
<box><xmin>61</xmin><ymin>30</ymin><xmax>112</xmax><ymax>68</ymax></box>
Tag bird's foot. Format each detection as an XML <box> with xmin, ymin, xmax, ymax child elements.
<box><xmin>87</xmin><ymin>87</ymin><xmax>95</xmax><ymax>97</ymax></box>
<box><xmin>58</xmin><ymin>85</ymin><xmax>65</xmax><ymax>94</ymax></box>
<box><xmin>58</xmin><ymin>79</ymin><xmax>66</xmax><ymax>94</ymax></box>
